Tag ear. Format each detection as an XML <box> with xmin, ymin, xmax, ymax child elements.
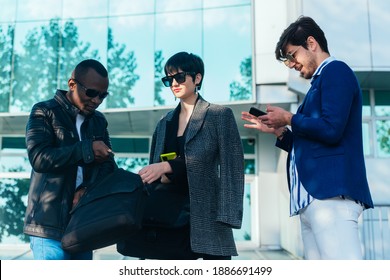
<box><xmin>306</xmin><ymin>36</ymin><xmax>318</xmax><ymax>51</ymax></box>
<box><xmin>195</xmin><ymin>73</ymin><xmax>202</xmax><ymax>85</ymax></box>
<box><xmin>68</xmin><ymin>78</ymin><xmax>76</xmax><ymax>90</ymax></box>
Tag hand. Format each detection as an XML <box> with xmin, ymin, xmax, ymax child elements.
<box><xmin>72</xmin><ymin>187</ymin><xmax>86</xmax><ymax>208</ymax></box>
<box><xmin>92</xmin><ymin>140</ymin><xmax>114</xmax><ymax>163</ymax></box>
<box><xmin>241</xmin><ymin>111</ymin><xmax>276</xmax><ymax>134</ymax></box>
<box><xmin>258</xmin><ymin>105</ymin><xmax>293</xmax><ymax>129</ymax></box>
<box><xmin>138</xmin><ymin>162</ymin><xmax>172</xmax><ymax>184</ymax></box>
<box><xmin>160</xmin><ymin>174</ymin><xmax>172</xmax><ymax>184</ymax></box>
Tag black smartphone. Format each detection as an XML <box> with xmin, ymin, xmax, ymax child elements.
<box><xmin>249</xmin><ymin>107</ymin><xmax>267</xmax><ymax>117</ymax></box>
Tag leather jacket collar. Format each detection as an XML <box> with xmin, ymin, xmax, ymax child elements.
<box><xmin>54</xmin><ymin>89</ymin><xmax>82</xmax><ymax>119</ymax></box>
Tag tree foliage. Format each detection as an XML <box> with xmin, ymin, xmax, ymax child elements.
<box><xmin>0</xmin><ymin>177</ymin><xmax>30</xmax><ymax>243</ymax></box>
<box><xmin>106</xmin><ymin>28</ymin><xmax>139</xmax><ymax>108</ymax></box>
<box><xmin>154</xmin><ymin>50</ymin><xmax>165</xmax><ymax>106</ymax></box>
<box><xmin>11</xmin><ymin>18</ymin><xmax>100</xmax><ymax>111</ymax></box>
<box><xmin>229</xmin><ymin>56</ymin><xmax>252</xmax><ymax>101</ymax></box>
<box><xmin>377</xmin><ymin>120</ymin><xmax>390</xmax><ymax>155</ymax></box>
<box><xmin>0</xmin><ymin>25</ymin><xmax>14</xmax><ymax>112</ymax></box>
<box><xmin>6</xmin><ymin>19</ymin><xmax>140</xmax><ymax>112</ymax></box>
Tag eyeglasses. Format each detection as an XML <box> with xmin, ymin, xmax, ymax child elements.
<box><xmin>161</xmin><ymin>72</ymin><xmax>194</xmax><ymax>87</ymax></box>
<box><xmin>73</xmin><ymin>79</ymin><xmax>109</xmax><ymax>100</ymax></box>
<box><xmin>280</xmin><ymin>46</ymin><xmax>301</xmax><ymax>67</ymax></box>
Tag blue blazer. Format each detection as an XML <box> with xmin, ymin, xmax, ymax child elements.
<box><xmin>276</xmin><ymin>59</ymin><xmax>373</xmax><ymax>208</ymax></box>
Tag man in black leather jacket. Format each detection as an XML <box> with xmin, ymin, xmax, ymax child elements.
<box><xmin>24</xmin><ymin>59</ymin><xmax>117</xmax><ymax>260</ymax></box>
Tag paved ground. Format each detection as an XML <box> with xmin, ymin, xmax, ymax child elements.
<box><xmin>1</xmin><ymin>244</ymin><xmax>298</xmax><ymax>260</ymax></box>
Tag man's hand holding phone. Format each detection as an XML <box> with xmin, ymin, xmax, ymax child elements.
<box><xmin>249</xmin><ymin>107</ymin><xmax>267</xmax><ymax>117</ymax></box>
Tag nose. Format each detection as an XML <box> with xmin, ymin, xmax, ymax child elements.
<box><xmin>91</xmin><ymin>96</ymin><xmax>103</xmax><ymax>105</ymax></box>
<box><xmin>171</xmin><ymin>78</ymin><xmax>179</xmax><ymax>87</ymax></box>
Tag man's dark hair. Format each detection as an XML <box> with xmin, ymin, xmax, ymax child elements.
<box><xmin>275</xmin><ymin>16</ymin><xmax>329</xmax><ymax>61</ymax></box>
<box><xmin>74</xmin><ymin>59</ymin><xmax>108</xmax><ymax>80</ymax></box>
<box><xmin>164</xmin><ymin>52</ymin><xmax>205</xmax><ymax>89</ymax></box>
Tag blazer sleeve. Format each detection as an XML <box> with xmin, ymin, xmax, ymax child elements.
<box><xmin>215</xmin><ymin>108</ymin><xmax>245</xmax><ymax>229</ymax></box>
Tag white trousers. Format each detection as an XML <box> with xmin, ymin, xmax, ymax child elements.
<box><xmin>299</xmin><ymin>197</ymin><xmax>364</xmax><ymax>259</ymax></box>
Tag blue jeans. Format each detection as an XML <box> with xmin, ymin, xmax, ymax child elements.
<box><xmin>30</xmin><ymin>236</ymin><xmax>93</xmax><ymax>260</ymax></box>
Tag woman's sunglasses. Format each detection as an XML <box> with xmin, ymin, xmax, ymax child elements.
<box><xmin>73</xmin><ymin>79</ymin><xmax>109</xmax><ymax>100</ymax></box>
<box><xmin>161</xmin><ymin>72</ymin><xmax>194</xmax><ymax>87</ymax></box>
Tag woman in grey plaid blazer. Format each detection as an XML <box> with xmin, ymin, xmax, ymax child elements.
<box><xmin>138</xmin><ymin>52</ymin><xmax>245</xmax><ymax>259</ymax></box>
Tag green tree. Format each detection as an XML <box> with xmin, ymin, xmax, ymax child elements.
<box><xmin>0</xmin><ymin>176</ymin><xmax>30</xmax><ymax>243</ymax></box>
<box><xmin>154</xmin><ymin>50</ymin><xmax>165</xmax><ymax>106</ymax></box>
<box><xmin>377</xmin><ymin>120</ymin><xmax>390</xmax><ymax>155</ymax></box>
<box><xmin>58</xmin><ymin>20</ymin><xmax>99</xmax><ymax>90</ymax></box>
<box><xmin>0</xmin><ymin>25</ymin><xmax>14</xmax><ymax>112</ymax></box>
<box><xmin>106</xmin><ymin>28</ymin><xmax>139</xmax><ymax>108</ymax></box>
<box><xmin>116</xmin><ymin>157</ymin><xmax>149</xmax><ymax>172</ymax></box>
<box><xmin>229</xmin><ymin>56</ymin><xmax>252</xmax><ymax>101</ymax></box>
<box><xmin>11</xmin><ymin>18</ymin><xmax>99</xmax><ymax>112</ymax></box>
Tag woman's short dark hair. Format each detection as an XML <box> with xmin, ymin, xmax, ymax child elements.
<box><xmin>275</xmin><ymin>16</ymin><xmax>329</xmax><ymax>61</ymax></box>
<box><xmin>164</xmin><ymin>52</ymin><xmax>205</xmax><ymax>89</ymax></box>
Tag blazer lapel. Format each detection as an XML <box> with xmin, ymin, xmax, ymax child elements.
<box><xmin>152</xmin><ymin>107</ymin><xmax>178</xmax><ymax>163</ymax></box>
<box><xmin>185</xmin><ymin>96</ymin><xmax>209</xmax><ymax>144</ymax></box>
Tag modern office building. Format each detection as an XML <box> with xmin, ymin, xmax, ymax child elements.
<box><xmin>0</xmin><ymin>0</ymin><xmax>389</xmax><ymax>259</ymax></box>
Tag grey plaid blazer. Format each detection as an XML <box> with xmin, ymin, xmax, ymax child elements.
<box><xmin>149</xmin><ymin>96</ymin><xmax>245</xmax><ymax>256</ymax></box>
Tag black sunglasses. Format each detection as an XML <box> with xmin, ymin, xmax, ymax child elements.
<box><xmin>161</xmin><ymin>72</ymin><xmax>194</xmax><ymax>87</ymax></box>
<box><xmin>73</xmin><ymin>79</ymin><xmax>109</xmax><ymax>100</ymax></box>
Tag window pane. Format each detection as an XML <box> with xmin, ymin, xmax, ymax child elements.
<box><xmin>108</xmin><ymin>14</ymin><xmax>154</xmax><ymax>108</ymax></box>
<box><xmin>362</xmin><ymin>90</ymin><xmax>371</xmax><ymax>116</ymax></box>
<box><xmin>0</xmin><ymin>0</ymin><xmax>17</xmax><ymax>22</ymax></box>
<box><xmin>0</xmin><ymin>24</ymin><xmax>13</xmax><ymax>112</ymax></box>
<box><xmin>244</xmin><ymin>159</ymin><xmax>255</xmax><ymax>175</ymax></box>
<box><xmin>12</xmin><ymin>20</ymin><xmax>58</xmax><ymax>112</ymax></box>
<box><xmin>111</xmin><ymin>138</ymin><xmax>150</xmax><ymax>153</ymax></box>
<box><xmin>0</xmin><ymin>154</ymin><xmax>30</xmax><ymax>173</ymax></box>
<box><xmin>16</xmin><ymin>0</ymin><xmax>61</xmax><ymax>21</ymax></box>
<box><xmin>203</xmin><ymin>4</ymin><xmax>252</xmax><ymax>102</ymax></box>
<box><xmin>362</xmin><ymin>122</ymin><xmax>371</xmax><ymax>156</ymax></box>
<box><xmin>155</xmin><ymin>9</ymin><xmax>202</xmax><ymax>107</ymax></box>
<box><xmin>2</xmin><ymin>137</ymin><xmax>26</xmax><ymax>149</ymax></box>
<box><xmin>376</xmin><ymin>120</ymin><xmax>390</xmax><ymax>157</ymax></box>
<box><xmin>109</xmin><ymin>0</ymin><xmax>154</xmax><ymax>15</ymax></box>
<box><xmin>302</xmin><ymin>0</ymin><xmax>371</xmax><ymax>69</ymax></box>
<box><xmin>62</xmin><ymin>0</ymin><xmax>107</xmax><ymax>19</ymax></box>
<box><xmin>233</xmin><ymin>182</ymin><xmax>251</xmax><ymax>241</ymax></box>
<box><xmin>155</xmin><ymin>0</ymin><xmax>201</xmax><ymax>13</ymax></box>
<box><xmin>203</xmin><ymin>0</ymin><xmax>251</xmax><ymax>8</ymax></box>
<box><xmin>242</xmin><ymin>138</ymin><xmax>255</xmax><ymax>154</ymax></box>
<box><xmin>370</xmin><ymin>0</ymin><xmax>390</xmax><ymax>68</ymax></box>
<box><xmin>0</xmin><ymin>178</ymin><xmax>30</xmax><ymax>244</ymax></box>
<box><xmin>115</xmin><ymin>157</ymin><xmax>149</xmax><ymax>173</ymax></box>
<box><xmin>374</xmin><ymin>90</ymin><xmax>390</xmax><ymax>117</ymax></box>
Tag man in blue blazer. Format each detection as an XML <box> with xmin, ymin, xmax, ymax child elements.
<box><xmin>242</xmin><ymin>16</ymin><xmax>373</xmax><ymax>259</ymax></box>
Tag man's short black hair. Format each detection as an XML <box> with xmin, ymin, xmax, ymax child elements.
<box><xmin>74</xmin><ymin>59</ymin><xmax>108</xmax><ymax>80</ymax></box>
<box><xmin>275</xmin><ymin>16</ymin><xmax>329</xmax><ymax>61</ymax></box>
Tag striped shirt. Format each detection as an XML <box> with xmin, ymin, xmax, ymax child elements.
<box><xmin>289</xmin><ymin>147</ymin><xmax>313</xmax><ymax>216</ymax></box>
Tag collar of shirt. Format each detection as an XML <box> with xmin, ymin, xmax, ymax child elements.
<box><xmin>311</xmin><ymin>56</ymin><xmax>336</xmax><ymax>80</ymax></box>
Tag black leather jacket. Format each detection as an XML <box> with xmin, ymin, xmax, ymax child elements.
<box><xmin>24</xmin><ymin>90</ymin><xmax>116</xmax><ymax>241</ymax></box>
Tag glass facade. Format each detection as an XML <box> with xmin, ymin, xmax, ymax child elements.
<box><xmin>0</xmin><ymin>0</ymin><xmax>252</xmax><ymax>113</ymax></box>
<box><xmin>0</xmin><ymin>0</ymin><xmax>253</xmax><ymax>247</ymax></box>
<box><xmin>362</xmin><ymin>90</ymin><xmax>390</xmax><ymax>158</ymax></box>
<box><xmin>302</xmin><ymin>0</ymin><xmax>390</xmax><ymax>71</ymax></box>
<box><xmin>1</xmin><ymin>0</ymin><xmax>389</xmax><ymax>259</ymax></box>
